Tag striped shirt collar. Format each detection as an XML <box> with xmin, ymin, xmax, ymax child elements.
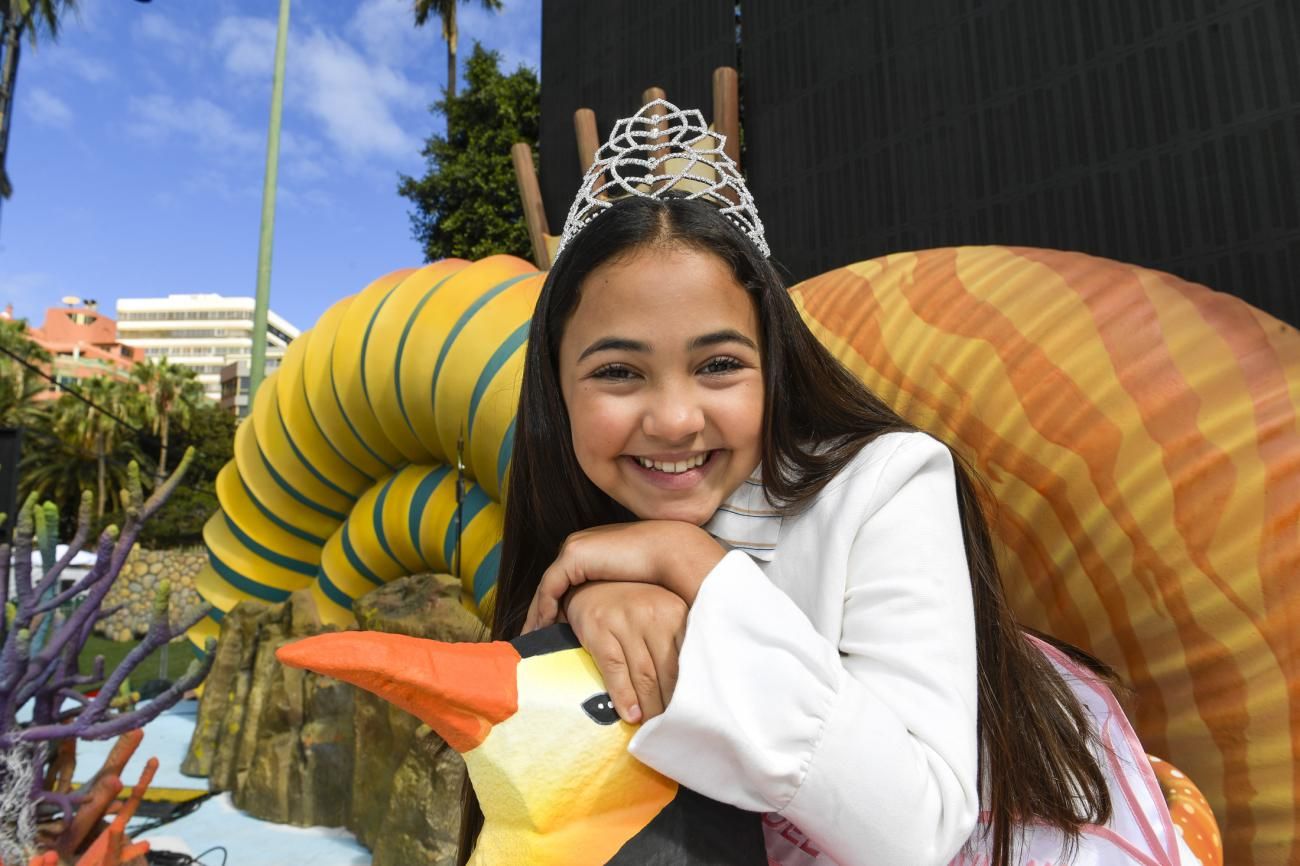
<box><xmin>703</xmin><ymin>465</ymin><xmax>782</xmax><ymax>562</ymax></box>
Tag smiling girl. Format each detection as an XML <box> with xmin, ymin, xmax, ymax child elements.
<box><xmin>461</xmin><ymin>104</ymin><xmax>1187</xmax><ymax>866</ymax></box>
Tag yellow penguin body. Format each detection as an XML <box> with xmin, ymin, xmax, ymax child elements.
<box><xmin>277</xmin><ymin>624</ymin><xmax>765</xmax><ymax>865</ymax></box>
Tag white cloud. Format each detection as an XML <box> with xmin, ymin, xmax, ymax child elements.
<box><xmin>176</xmin><ymin>168</ymin><xmax>261</xmax><ymax>205</ymax></box>
<box><xmin>135</xmin><ymin>13</ymin><xmax>191</xmax><ymax>49</ymax></box>
<box><xmin>214</xmin><ymin>16</ymin><xmax>278</xmax><ymax>79</ymax></box>
<box><xmin>296</xmin><ymin>29</ymin><xmax>422</xmax><ymax>159</ymax></box>
<box><xmin>350</xmin><ymin>0</ymin><xmax>423</xmax><ymax>65</ymax></box>
<box><xmin>126</xmin><ymin>93</ymin><xmax>262</xmax><ymax>155</ymax></box>
<box><xmin>281</xmin><ymin>130</ymin><xmax>329</xmax><ymax>182</ymax></box>
<box><xmin>24</xmin><ymin>87</ymin><xmax>73</xmax><ymax>128</ymax></box>
<box><xmin>62</xmin><ymin>54</ymin><xmax>113</xmax><ymax>83</ymax></box>
<box><xmin>214</xmin><ymin>14</ymin><xmax>423</xmax><ymax>162</ymax></box>
<box><xmin>161</xmin><ymin>163</ymin><xmax>329</xmax><ymax>214</ymax></box>
<box><xmin>277</xmin><ymin>183</ymin><xmax>333</xmax><ymax>212</ymax></box>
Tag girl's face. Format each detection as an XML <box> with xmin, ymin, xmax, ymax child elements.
<box><xmin>558</xmin><ymin>244</ymin><xmax>765</xmax><ymax>525</ymax></box>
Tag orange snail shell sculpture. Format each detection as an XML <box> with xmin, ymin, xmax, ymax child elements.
<box><xmin>792</xmin><ymin>246</ymin><xmax>1295</xmax><ymax>866</ymax></box>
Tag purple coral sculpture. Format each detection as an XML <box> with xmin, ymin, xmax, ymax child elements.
<box><xmin>0</xmin><ymin>450</ymin><xmax>215</xmax><ymax>862</ymax></box>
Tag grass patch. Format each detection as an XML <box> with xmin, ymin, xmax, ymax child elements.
<box><xmin>79</xmin><ymin>634</ymin><xmax>195</xmax><ymax>689</ymax></box>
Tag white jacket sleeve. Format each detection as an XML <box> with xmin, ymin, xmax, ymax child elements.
<box><xmin>628</xmin><ymin>434</ymin><xmax>979</xmax><ymax>866</ymax></box>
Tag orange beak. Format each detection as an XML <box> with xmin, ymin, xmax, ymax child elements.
<box><xmin>276</xmin><ymin>632</ymin><xmax>520</xmax><ymax>753</ymax></box>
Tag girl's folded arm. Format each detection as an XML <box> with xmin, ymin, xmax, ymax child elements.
<box><xmin>629</xmin><ymin>434</ymin><xmax>979</xmax><ymax>866</ymax></box>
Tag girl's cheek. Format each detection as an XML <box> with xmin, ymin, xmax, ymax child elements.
<box><xmin>713</xmin><ymin>383</ymin><xmax>764</xmax><ymax>435</ymax></box>
<box><xmin>571</xmin><ymin>393</ymin><xmax>641</xmax><ymax>455</ymax></box>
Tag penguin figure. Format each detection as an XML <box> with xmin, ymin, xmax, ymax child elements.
<box><xmin>277</xmin><ymin>624</ymin><xmax>767</xmax><ymax>866</ymax></box>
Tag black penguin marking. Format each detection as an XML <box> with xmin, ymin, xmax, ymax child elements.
<box><xmin>511</xmin><ymin>623</ymin><xmax>582</xmax><ymax>658</ymax></box>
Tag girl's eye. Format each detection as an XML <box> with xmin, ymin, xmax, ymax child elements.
<box><xmin>699</xmin><ymin>356</ymin><xmax>744</xmax><ymax>375</ymax></box>
<box><xmin>591</xmin><ymin>363</ymin><xmax>638</xmax><ymax>381</ymax></box>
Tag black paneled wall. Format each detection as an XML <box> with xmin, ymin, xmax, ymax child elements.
<box><xmin>541</xmin><ymin>1</ymin><xmax>1300</xmax><ymax>326</ymax></box>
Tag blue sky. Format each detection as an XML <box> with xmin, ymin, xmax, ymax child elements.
<box><xmin>0</xmin><ymin>0</ymin><xmax>541</xmax><ymax>333</ymax></box>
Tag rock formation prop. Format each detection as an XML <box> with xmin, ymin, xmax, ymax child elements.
<box><xmin>0</xmin><ymin>453</ymin><xmax>215</xmax><ymax>864</ymax></box>
<box><xmin>184</xmin><ymin>572</ymin><xmax>482</xmax><ymax>866</ymax></box>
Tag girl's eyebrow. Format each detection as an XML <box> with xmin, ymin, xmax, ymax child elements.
<box><xmin>578</xmin><ymin>337</ymin><xmax>649</xmax><ymax>361</ymax></box>
<box><xmin>688</xmin><ymin>329</ymin><xmax>758</xmax><ymax>352</ymax></box>
<box><xmin>578</xmin><ymin>330</ymin><xmax>758</xmax><ymax>362</ymax></box>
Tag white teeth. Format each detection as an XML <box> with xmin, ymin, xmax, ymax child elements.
<box><xmin>635</xmin><ymin>452</ymin><xmax>709</xmax><ymax>473</ymax></box>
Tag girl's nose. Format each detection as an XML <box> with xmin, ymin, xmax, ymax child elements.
<box><xmin>642</xmin><ymin>388</ymin><xmax>706</xmax><ymax>442</ymax></box>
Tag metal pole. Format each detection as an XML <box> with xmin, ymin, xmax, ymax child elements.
<box><xmin>249</xmin><ymin>0</ymin><xmax>290</xmax><ymax>402</ymax></box>
<box><xmin>453</xmin><ymin>426</ymin><xmax>465</xmax><ymax>580</ymax></box>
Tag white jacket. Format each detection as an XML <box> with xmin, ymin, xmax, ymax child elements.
<box><xmin>630</xmin><ymin>430</ymin><xmax>981</xmax><ymax>866</ymax></box>
<box><xmin>628</xmin><ymin>430</ymin><xmax>1193</xmax><ymax>866</ymax></box>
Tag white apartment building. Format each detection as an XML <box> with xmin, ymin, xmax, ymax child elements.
<box><xmin>115</xmin><ymin>294</ymin><xmax>300</xmax><ymax>402</ymax></box>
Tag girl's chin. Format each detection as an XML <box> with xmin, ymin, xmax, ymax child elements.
<box><xmin>626</xmin><ymin>499</ymin><xmax>718</xmax><ymax>525</ymax></box>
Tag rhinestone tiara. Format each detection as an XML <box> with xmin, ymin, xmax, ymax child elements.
<box><xmin>554</xmin><ymin>99</ymin><xmax>770</xmax><ymax>260</ymax></box>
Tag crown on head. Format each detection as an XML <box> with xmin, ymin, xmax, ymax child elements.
<box><xmin>555</xmin><ymin>99</ymin><xmax>770</xmax><ymax>260</ymax></box>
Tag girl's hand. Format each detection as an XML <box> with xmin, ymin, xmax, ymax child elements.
<box><xmin>563</xmin><ymin>582</ymin><xmax>687</xmax><ymax>724</ymax></box>
<box><xmin>522</xmin><ymin>521</ymin><xmax>725</xmax><ymax>633</ymax></box>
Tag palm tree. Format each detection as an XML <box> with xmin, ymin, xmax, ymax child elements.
<box><xmin>0</xmin><ymin>317</ymin><xmax>51</xmax><ymax>426</ymax></box>
<box><xmin>1</xmin><ymin>0</ymin><xmax>79</xmax><ymax>199</ymax></box>
<box><xmin>132</xmin><ymin>359</ymin><xmax>204</xmax><ymax>488</ymax></box>
<box><xmin>55</xmin><ymin>376</ymin><xmax>138</xmax><ymax>517</ymax></box>
<box><xmin>412</xmin><ymin>0</ymin><xmax>503</xmax><ymax>99</ymax></box>
<box><xmin>22</xmin><ymin>377</ymin><xmax>141</xmax><ymax>519</ymax></box>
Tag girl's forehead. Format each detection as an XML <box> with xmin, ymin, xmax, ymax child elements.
<box><xmin>567</xmin><ymin>246</ymin><xmax>758</xmax><ymax>335</ymax></box>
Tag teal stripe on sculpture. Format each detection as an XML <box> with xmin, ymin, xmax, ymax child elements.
<box><xmin>222</xmin><ymin>514</ymin><xmax>317</xmax><ymax>577</ymax></box>
<box><xmin>443</xmin><ymin>485</ymin><xmax>492</xmax><ymax>571</ymax></box>
<box><xmin>473</xmin><ymin>544</ymin><xmax>502</xmax><ymax>605</ymax></box>
<box><xmin>394</xmin><ymin>273</ymin><xmax>457</xmax><ymax>444</ymax></box>
<box><xmin>429</xmin><ymin>273</ymin><xmax>534</xmax><ymax>409</ymax></box>
<box><xmin>340</xmin><ymin>523</ymin><xmax>387</xmax><ymax>589</ymax></box>
<box><xmin>208</xmin><ymin>551</ymin><xmax>294</xmax><ymax>603</ymax></box>
<box><xmin>255</xmin><ymin>436</ymin><xmax>348</xmax><ymax>522</ymax></box>
<box><xmin>468</xmin><ymin>321</ymin><xmax>529</xmax><ymax>442</ymax></box>
<box><xmin>277</xmin><ymin>400</ymin><xmax>357</xmax><ymax>502</ymax></box>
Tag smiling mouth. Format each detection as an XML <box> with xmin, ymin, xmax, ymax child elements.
<box><xmin>631</xmin><ymin>450</ymin><xmax>716</xmax><ymax>475</ymax></box>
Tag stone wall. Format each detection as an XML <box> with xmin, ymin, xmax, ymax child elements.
<box><xmin>96</xmin><ymin>547</ymin><xmax>207</xmax><ymax>642</ymax></box>
<box><xmin>182</xmin><ymin>573</ymin><xmax>485</xmax><ymax>866</ymax></box>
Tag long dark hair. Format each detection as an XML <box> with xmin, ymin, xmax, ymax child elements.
<box><xmin>457</xmin><ymin>195</ymin><xmax>1111</xmax><ymax>866</ymax></box>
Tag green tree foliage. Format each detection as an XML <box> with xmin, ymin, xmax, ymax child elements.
<box><xmin>131</xmin><ymin>358</ymin><xmax>205</xmax><ymax>487</ymax></box>
<box><xmin>55</xmin><ymin>375</ymin><xmax>143</xmax><ymax>518</ymax></box>
<box><xmin>138</xmin><ymin>401</ymin><xmax>234</xmax><ymax>547</ymax></box>
<box><xmin>15</xmin><ymin>362</ymin><xmax>231</xmax><ymax>545</ymax></box>
<box><xmin>398</xmin><ymin>43</ymin><xmax>539</xmax><ymax>262</ymax></box>
<box><xmin>411</xmin><ymin>0</ymin><xmax>503</xmax><ymax>99</ymax></box>
<box><xmin>0</xmin><ymin>318</ymin><xmax>50</xmax><ymax>425</ymax></box>
<box><xmin>19</xmin><ymin>382</ymin><xmax>146</xmax><ymax>533</ymax></box>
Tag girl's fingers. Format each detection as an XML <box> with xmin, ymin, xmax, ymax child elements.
<box><xmin>647</xmin><ymin>629</ymin><xmax>681</xmax><ymax>710</ymax></box>
<box><xmin>527</xmin><ymin>563</ymin><xmax>574</xmax><ymax>632</ymax></box>
<box><xmin>589</xmin><ymin>635</ymin><xmax>640</xmax><ymax>724</ymax></box>
<box><xmin>618</xmin><ymin>632</ymin><xmax>664</xmax><ymax>721</ymax></box>
<box><xmin>537</xmin><ymin>591</ymin><xmax>562</xmax><ymax>627</ymax></box>
<box><xmin>524</xmin><ymin>588</ymin><xmax>566</xmax><ymax>633</ymax></box>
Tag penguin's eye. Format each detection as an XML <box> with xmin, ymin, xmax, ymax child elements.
<box><xmin>582</xmin><ymin>692</ymin><xmax>621</xmax><ymax>725</ymax></box>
